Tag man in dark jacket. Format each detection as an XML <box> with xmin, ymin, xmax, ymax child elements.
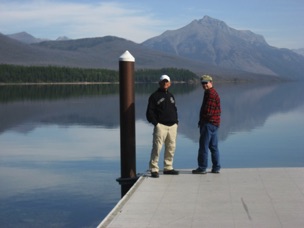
<box><xmin>146</xmin><ymin>75</ymin><xmax>179</xmax><ymax>178</ymax></box>
<box><xmin>193</xmin><ymin>75</ymin><xmax>221</xmax><ymax>174</ymax></box>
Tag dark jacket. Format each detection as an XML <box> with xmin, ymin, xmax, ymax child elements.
<box><xmin>146</xmin><ymin>88</ymin><xmax>178</xmax><ymax>126</ymax></box>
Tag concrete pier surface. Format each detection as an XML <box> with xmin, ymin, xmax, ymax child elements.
<box><xmin>98</xmin><ymin>168</ymin><xmax>304</xmax><ymax>228</ymax></box>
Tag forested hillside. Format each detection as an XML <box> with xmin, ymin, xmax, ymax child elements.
<box><xmin>0</xmin><ymin>65</ymin><xmax>199</xmax><ymax>84</ymax></box>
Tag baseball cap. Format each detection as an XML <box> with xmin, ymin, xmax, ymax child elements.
<box><xmin>201</xmin><ymin>75</ymin><xmax>213</xmax><ymax>83</ymax></box>
<box><xmin>159</xmin><ymin>75</ymin><xmax>170</xmax><ymax>82</ymax></box>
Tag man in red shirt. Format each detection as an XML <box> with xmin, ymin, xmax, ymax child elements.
<box><xmin>192</xmin><ymin>75</ymin><xmax>221</xmax><ymax>174</ymax></box>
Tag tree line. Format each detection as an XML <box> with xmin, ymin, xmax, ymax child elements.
<box><xmin>0</xmin><ymin>83</ymin><xmax>198</xmax><ymax>103</ymax></box>
<box><xmin>0</xmin><ymin>64</ymin><xmax>199</xmax><ymax>83</ymax></box>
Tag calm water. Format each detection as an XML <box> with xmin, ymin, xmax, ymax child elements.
<box><xmin>0</xmin><ymin>82</ymin><xmax>304</xmax><ymax>227</ymax></box>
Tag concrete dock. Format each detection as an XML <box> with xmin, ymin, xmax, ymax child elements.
<box><xmin>98</xmin><ymin>168</ymin><xmax>304</xmax><ymax>228</ymax></box>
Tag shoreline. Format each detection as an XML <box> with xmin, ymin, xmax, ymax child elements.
<box><xmin>0</xmin><ymin>78</ymin><xmax>289</xmax><ymax>86</ymax></box>
<box><xmin>0</xmin><ymin>82</ymin><xmax>120</xmax><ymax>86</ymax></box>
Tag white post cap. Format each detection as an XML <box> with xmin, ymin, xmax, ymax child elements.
<box><xmin>119</xmin><ymin>50</ymin><xmax>135</xmax><ymax>62</ymax></box>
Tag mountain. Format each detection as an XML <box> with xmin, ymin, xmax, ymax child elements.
<box><xmin>1</xmin><ymin>16</ymin><xmax>304</xmax><ymax>81</ymax></box>
<box><xmin>7</xmin><ymin>32</ymin><xmax>70</xmax><ymax>43</ymax></box>
<box><xmin>7</xmin><ymin>32</ymin><xmax>48</xmax><ymax>44</ymax></box>
<box><xmin>56</xmin><ymin>36</ymin><xmax>70</xmax><ymax>41</ymax></box>
<box><xmin>142</xmin><ymin>16</ymin><xmax>304</xmax><ymax>80</ymax></box>
<box><xmin>1</xmin><ymin>33</ymin><xmax>231</xmax><ymax>77</ymax></box>
<box><xmin>0</xmin><ymin>33</ymin><xmax>288</xmax><ymax>82</ymax></box>
<box><xmin>293</xmin><ymin>48</ymin><xmax>304</xmax><ymax>56</ymax></box>
<box><xmin>0</xmin><ymin>33</ymin><xmax>89</xmax><ymax>67</ymax></box>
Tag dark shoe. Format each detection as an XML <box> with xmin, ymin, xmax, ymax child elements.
<box><xmin>151</xmin><ymin>172</ymin><xmax>159</xmax><ymax>178</ymax></box>
<box><xmin>192</xmin><ymin>168</ymin><xmax>207</xmax><ymax>174</ymax></box>
<box><xmin>163</xmin><ymin>169</ymin><xmax>179</xmax><ymax>175</ymax></box>
<box><xmin>211</xmin><ymin>170</ymin><xmax>220</xmax><ymax>174</ymax></box>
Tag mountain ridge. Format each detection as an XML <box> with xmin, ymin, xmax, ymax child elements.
<box><xmin>1</xmin><ymin>16</ymin><xmax>304</xmax><ymax>81</ymax></box>
<box><xmin>7</xmin><ymin>32</ymin><xmax>49</xmax><ymax>44</ymax></box>
<box><xmin>142</xmin><ymin>16</ymin><xmax>304</xmax><ymax>79</ymax></box>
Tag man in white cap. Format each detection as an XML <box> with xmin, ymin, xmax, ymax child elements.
<box><xmin>146</xmin><ymin>75</ymin><xmax>179</xmax><ymax>178</ymax></box>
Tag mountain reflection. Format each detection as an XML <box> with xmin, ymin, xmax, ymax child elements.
<box><xmin>0</xmin><ymin>82</ymin><xmax>303</xmax><ymax>142</ymax></box>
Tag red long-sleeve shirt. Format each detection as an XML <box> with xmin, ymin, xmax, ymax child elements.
<box><xmin>199</xmin><ymin>87</ymin><xmax>221</xmax><ymax>127</ymax></box>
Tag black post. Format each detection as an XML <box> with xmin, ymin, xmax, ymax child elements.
<box><xmin>116</xmin><ymin>50</ymin><xmax>138</xmax><ymax>197</ymax></box>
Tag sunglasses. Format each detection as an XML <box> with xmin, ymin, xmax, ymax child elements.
<box><xmin>201</xmin><ymin>82</ymin><xmax>209</xmax><ymax>85</ymax></box>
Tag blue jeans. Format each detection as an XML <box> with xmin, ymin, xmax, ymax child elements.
<box><xmin>197</xmin><ymin>123</ymin><xmax>221</xmax><ymax>171</ymax></box>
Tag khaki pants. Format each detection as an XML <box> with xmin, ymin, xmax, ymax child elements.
<box><xmin>149</xmin><ymin>123</ymin><xmax>178</xmax><ymax>172</ymax></box>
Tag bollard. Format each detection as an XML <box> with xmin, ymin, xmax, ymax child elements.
<box><xmin>116</xmin><ymin>50</ymin><xmax>138</xmax><ymax>197</ymax></box>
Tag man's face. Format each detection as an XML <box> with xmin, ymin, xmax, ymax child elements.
<box><xmin>159</xmin><ymin>80</ymin><xmax>171</xmax><ymax>90</ymax></box>
<box><xmin>201</xmin><ymin>81</ymin><xmax>212</xmax><ymax>90</ymax></box>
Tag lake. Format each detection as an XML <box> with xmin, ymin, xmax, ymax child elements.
<box><xmin>0</xmin><ymin>81</ymin><xmax>303</xmax><ymax>227</ymax></box>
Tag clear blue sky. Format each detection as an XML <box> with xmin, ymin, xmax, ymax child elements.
<box><xmin>1</xmin><ymin>0</ymin><xmax>303</xmax><ymax>49</ymax></box>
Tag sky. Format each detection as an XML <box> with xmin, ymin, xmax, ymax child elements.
<box><xmin>0</xmin><ymin>0</ymin><xmax>303</xmax><ymax>49</ymax></box>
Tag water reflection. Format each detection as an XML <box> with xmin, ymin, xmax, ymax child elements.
<box><xmin>1</xmin><ymin>82</ymin><xmax>303</xmax><ymax>142</ymax></box>
<box><xmin>0</xmin><ymin>82</ymin><xmax>304</xmax><ymax>227</ymax></box>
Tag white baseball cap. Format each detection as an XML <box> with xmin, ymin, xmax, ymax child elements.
<box><xmin>159</xmin><ymin>75</ymin><xmax>170</xmax><ymax>82</ymax></box>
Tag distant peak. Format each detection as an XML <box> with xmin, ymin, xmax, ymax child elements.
<box><xmin>201</xmin><ymin>15</ymin><xmax>215</xmax><ymax>21</ymax></box>
<box><xmin>8</xmin><ymin>31</ymin><xmax>35</xmax><ymax>38</ymax></box>
<box><xmin>7</xmin><ymin>31</ymin><xmax>49</xmax><ymax>44</ymax></box>
<box><xmin>199</xmin><ymin>16</ymin><xmax>227</xmax><ymax>26</ymax></box>
<box><xmin>56</xmin><ymin>36</ymin><xmax>70</xmax><ymax>41</ymax></box>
